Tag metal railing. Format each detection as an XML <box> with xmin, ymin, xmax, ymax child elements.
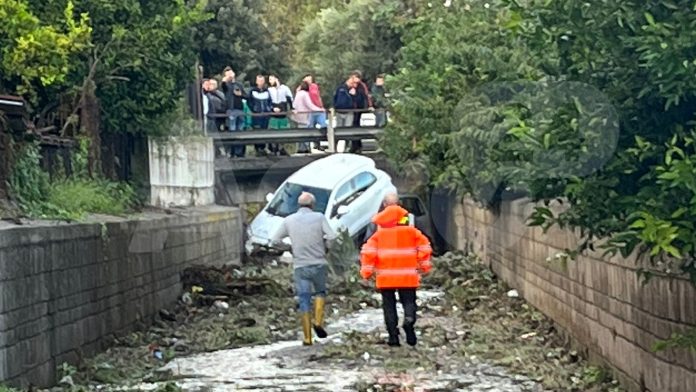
<box><xmin>205</xmin><ymin>108</ymin><xmax>387</xmax><ymax>153</ymax></box>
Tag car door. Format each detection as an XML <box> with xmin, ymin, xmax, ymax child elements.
<box><xmin>327</xmin><ymin>178</ymin><xmax>355</xmax><ymax>234</ymax></box>
<box><xmin>343</xmin><ymin>171</ymin><xmax>380</xmax><ymax>234</ymax></box>
<box><xmin>328</xmin><ymin>171</ymin><xmax>379</xmax><ymax>236</ymax></box>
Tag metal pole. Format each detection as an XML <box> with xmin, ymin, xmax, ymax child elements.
<box><xmin>327</xmin><ymin>108</ymin><xmax>336</xmax><ymax>153</ymax></box>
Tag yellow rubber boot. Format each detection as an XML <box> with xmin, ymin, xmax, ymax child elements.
<box><xmin>301</xmin><ymin>312</ymin><xmax>313</xmax><ymax>346</ymax></box>
<box><xmin>313</xmin><ymin>297</ymin><xmax>328</xmax><ymax>338</ymax></box>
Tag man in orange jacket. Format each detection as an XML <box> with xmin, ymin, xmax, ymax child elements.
<box><xmin>360</xmin><ymin>204</ymin><xmax>433</xmax><ymax>346</ymax></box>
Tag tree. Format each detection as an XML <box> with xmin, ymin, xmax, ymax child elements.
<box><xmin>195</xmin><ymin>0</ymin><xmax>287</xmax><ymax>82</ymax></box>
<box><xmin>386</xmin><ymin>0</ymin><xmax>696</xmax><ymax>282</ymax></box>
<box><xmin>292</xmin><ymin>0</ymin><xmax>408</xmax><ymax>99</ymax></box>
<box><xmin>0</xmin><ymin>0</ymin><xmax>90</xmax><ymax>101</ymax></box>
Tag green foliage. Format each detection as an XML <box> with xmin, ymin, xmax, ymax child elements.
<box><xmin>8</xmin><ymin>141</ymin><xmax>136</xmax><ymax>220</ymax></box>
<box><xmin>0</xmin><ymin>0</ymin><xmax>91</xmax><ymax>99</ymax></box>
<box><xmin>653</xmin><ymin>328</ymin><xmax>696</xmax><ymax>353</ymax></box>
<box><xmin>386</xmin><ymin>0</ymin><xmax>696</xmax><ymax>283</ymax></box>
<box><xmin>1</xmin><ymin>0</ymin><xmax>209</xmax><ymax>137</ymax></box>
<box><xmin>196</xmin><ymin>0</ymin><xmax>286</xmax><ymax>81</ymax></box>
<box><xmin>49</xmin><ymin>178</ymin><xmax>136</xmax><ymax>219</ymax></box>
<box><xmin>8</xmin><ymin>141</ymin><xmax>52</xmax><ymax>213</ymax></box>
<box><xmin>292</xmin><ymin>0</ymin><xmax>408</xmax><ymax>98</ymax></box>
<box><xmin>69</xmin><ymin>0</ymin><xmax>210</xmax><ymax>135</ymax></box>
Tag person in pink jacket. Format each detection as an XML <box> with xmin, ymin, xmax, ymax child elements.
<box><xmin>293</xmin><ymin>81</ymin><xmax>326</xmax><ymax>153</ymax></box>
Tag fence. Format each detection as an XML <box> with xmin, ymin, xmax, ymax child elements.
<box><xmin>205</xmin><ymin>108</ymin><xmax>387</xmax><ymax>152</ymax></box>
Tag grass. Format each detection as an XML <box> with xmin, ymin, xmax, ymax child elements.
<box><xmin>47</xmin><ymin>179</ymin><xmax>136</xmax><ymax>219</ymax></box>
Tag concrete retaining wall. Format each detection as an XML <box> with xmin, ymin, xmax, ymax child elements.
<box><xmin>0</xmin><ymin>206</ymin><xmax>242</xmax><ymax>387</ymax></box>
<box><xmin>149</xmin><ymin>137</ymin><xmax>215</xmax><ymax>208</ymax></box>
<box><xmin>454</xmin><ymin>198</ymin><xmax>696</xmax><ymax>392</ymax></box>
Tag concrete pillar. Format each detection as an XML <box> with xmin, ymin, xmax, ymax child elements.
<box><xmin>148</xmin><ymin>136</ymin><xmax>214</xmax><ymax>207</ymax></box>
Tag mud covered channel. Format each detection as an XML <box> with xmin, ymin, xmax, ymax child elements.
<box><xmin>47</xmin><ymin>253</ymin><xmax>623</xmax><ymax>392</ymax></box>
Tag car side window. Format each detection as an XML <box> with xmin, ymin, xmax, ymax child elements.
<box><xmin>334</xmin><ymin>180</ymin><xmax>354</xmax><ymax>203</ymax></box>
<box><xmin>353</xmin><ymin>172</ymin><xmax>377</xmax><ymax>192</ymax></box>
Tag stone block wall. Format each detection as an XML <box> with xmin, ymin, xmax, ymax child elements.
<box><xmin>0</xmin><ymin>206</ymin><xmax>242</xmax><ymax>387</ymax></box>
<box><xmin>454</xmin><ymin>198</ymin><xmax>696</xmax><ymax>392</ymax></box>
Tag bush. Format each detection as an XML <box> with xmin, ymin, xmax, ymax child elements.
<box><xmin>48</xmin><ymin>179</ymin><xmax>136</xmax><ymax>219</ymax></box>
<box><xmin>8</xmin><ymin>141</ymin><xmax>137</xmax><ymax>221</ymax></box>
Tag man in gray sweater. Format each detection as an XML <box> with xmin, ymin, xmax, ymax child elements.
<box><xmin>271</xmin><ymin>192</ymin><xmax>336</xmax><ymax>345</ymax></box>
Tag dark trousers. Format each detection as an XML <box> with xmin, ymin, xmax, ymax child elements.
<box><xmin>380</xmin><ymin>288</ymin><xmax>417</xmax><ymax>338</ymax></box>
<box><xmin>251</xmin><ymin>116</ymin><xmax>269</xmax><ymax>152</ymax></box>
<box><xmin>350</xmin><ymin>112</ymin><xmax>363</xmax><ymax>152</ymax></box>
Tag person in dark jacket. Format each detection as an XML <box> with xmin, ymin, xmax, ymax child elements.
<box><xmin>371</xmin><ymin>74</ymin><xmax>388</xmax><ymax>127</ymax></box>
<box><xmin>349</xmin><ymin>71</ymin><xmax>371</xmax><ymax>153</ymax></box>
<box><xmin>221</xmin><ymin>67</ymin><xmax>246</xmax><ymax>157</ymax></box>
<box><xmin>204</xmin><ymin>79</ymin><xmax>226</xmax><ymax>134</ymax></box>
<box><xmin>248</xmin><ymin>75</ymin><xmax>273</xmax><ymax>156</ymax></box>
<box><xmin>333</xmin><ymin>71</ymin><xmax>361</xmax><ymax>126</ymax></box>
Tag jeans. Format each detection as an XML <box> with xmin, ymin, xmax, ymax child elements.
<box><xmin>380</xmin><ymin>288</ymin><xmax>417</xmax><ymax>338</ymax></box>
<box><xmin>299</xmin><ymin>112</ymin><xmax>327</xmax><ymax>152</ymax></box>
<box><xmin>309</xmin><ymin>112</ymin><xmax>327</xmax><ymax>128</ymax></box>
<box><xmin>294</xmin><ymin>264</ymin><xmax>328</xmax><ymax>313</ymax></box>
<box><xmin>227</xmin><ymin>109</ymin><xmax>246</xmax><ymax>157</ymax></box>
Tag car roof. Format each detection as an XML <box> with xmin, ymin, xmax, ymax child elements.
<box><xmin>288</xmin><ymin>153</ymin><xmax>380</xmax><ymax>189</ymax></box>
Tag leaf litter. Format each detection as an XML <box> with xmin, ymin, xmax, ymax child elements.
<box><xmin>41</xmin><ymin>250</ymin><xmax>624</xmax><ymax>392</ymax></box>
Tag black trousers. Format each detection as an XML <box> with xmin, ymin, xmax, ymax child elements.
<box><xmin>380</xmin><ymin>288</ymin><xmax>417</xmax><ymax>338</ymax></box>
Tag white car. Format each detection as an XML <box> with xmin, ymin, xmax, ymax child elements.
<box><xmin>245</xmin><ymin>153</ymin><xmax>396</xmax><ymax>255</ymax></box>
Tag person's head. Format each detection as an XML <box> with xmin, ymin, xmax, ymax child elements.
<box><xmin>223</xmin><ymin>66</ymin><xmax>235</xmax><ymax>80</ymax></box>
<box><xmin>298</xmin><ymin>192</ymin><xmax>315</xmax><ymax>208</ymax></box>
<box><xmin>268</xmin><ymin>74</ymin><xmax>279</xmax><ymax>87</ymax></box>
<box><xmin>348</xmin><ymin>70</ymin><xmax>362</xmax><ymax>86</ymax></box>
<box><xmin>303</xmin><ymin>74</ymin><xmax>314</xmax><ymax>84</ymax></box>
<box><xmin>201</xmin><ymin>79</ymin><xmax>210</xmax><ymax>91</ymax></box>
<box><xmin>255</xmin><ymin>74</ymin><xmax>266</xmax><ymax>88</ymax></box>
<box><xmin>383</xmin><ymin>191</ymin><xmax>399</xmax><ymax>207</ymax></box>
<box><xmin>208</xmin><ymin>79</ymin><xmax>218</xmax><ymax>90</ymax></box>
<box><xmin>375</xmin><ymin>74</ymin><xmax>385</xmax><ymax>86</ymax></box>
<box><xmin>299</xmin><ymin>81</ymin><xmax>310</xmax><ymax>91</ymax></box>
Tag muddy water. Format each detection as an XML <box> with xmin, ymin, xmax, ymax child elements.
<box><xmin>133</xmin><ymin>291</ymin><xmax>543</xmax><ymax>391</ymax></box>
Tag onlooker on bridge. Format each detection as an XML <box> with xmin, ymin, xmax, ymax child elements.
<box><xmin>300</xmin><ymin>74</ymin><xmax>326</xmax><ymax>127</ymax></box>
<box><xmin>293</xmin><ymin>81</ymin><xmax>325</xmax><ymax>154</ymax></box>
<box><xmin>268</xmin><ymin>74</ymin><xmax>294</xmax><ymax>156</ymax></box>
<box><xmin>204</xmin><ymin>79</ymin><xmax>226</xmax><ymax>134</ymax></box>
<box><xmin>349</xmin><ymin>70</ymin><xmax>372</xmax><ymax>153</ymax></box>
<box><xmin>221</xmin><ymin>67</ymin><xmax>246</xmax><ymax>157</ymax></box>
<box><xmin>201</xmin><ymin>79</ymin><xmax>210</xmax><ymax>131</ymax></box>
<box><xmin>333</xmin><ymin>71</ymin><xmax>360</xmax><ymax>128</ymax></box>
<box><xmin>248</xmin><ymin>75</ymin><xmax>274</xmax><ymax>156</ymax></box>
<box><xmin>371</xmin><ymin>74</ymin><xmax>388</xmax><ymax>128</ymax></box>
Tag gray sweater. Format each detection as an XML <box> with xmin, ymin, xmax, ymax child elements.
<box><xmin>271</xmin><ymin>207</ymin><xmax>336</xmax><ymax>268</ymax></box>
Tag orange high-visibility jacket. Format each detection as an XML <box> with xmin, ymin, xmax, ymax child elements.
<box><xmin>360</xmin><ymin>205</ymin><xmax>433</xmax><ymax>289</ymax></box>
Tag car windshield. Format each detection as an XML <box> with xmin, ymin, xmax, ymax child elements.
<box><xmin>266</xmin><ymin>182</ymin><xmax>331</xmax><ymax>217</ymax></box>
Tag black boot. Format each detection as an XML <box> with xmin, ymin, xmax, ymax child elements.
<box><xmin>387</xmin><ymin>333</ymin><xmax>400</xmax><ymax>347</ymax></box>
<box><xmin>400</xmin><ymin>289</ymin><xmax>418</xmax><ymax>346</ymax></box>
<box><xmin>403</xmin><ymin>324</ymin><xmax>417</xmax><ymax>347</ymax></box>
